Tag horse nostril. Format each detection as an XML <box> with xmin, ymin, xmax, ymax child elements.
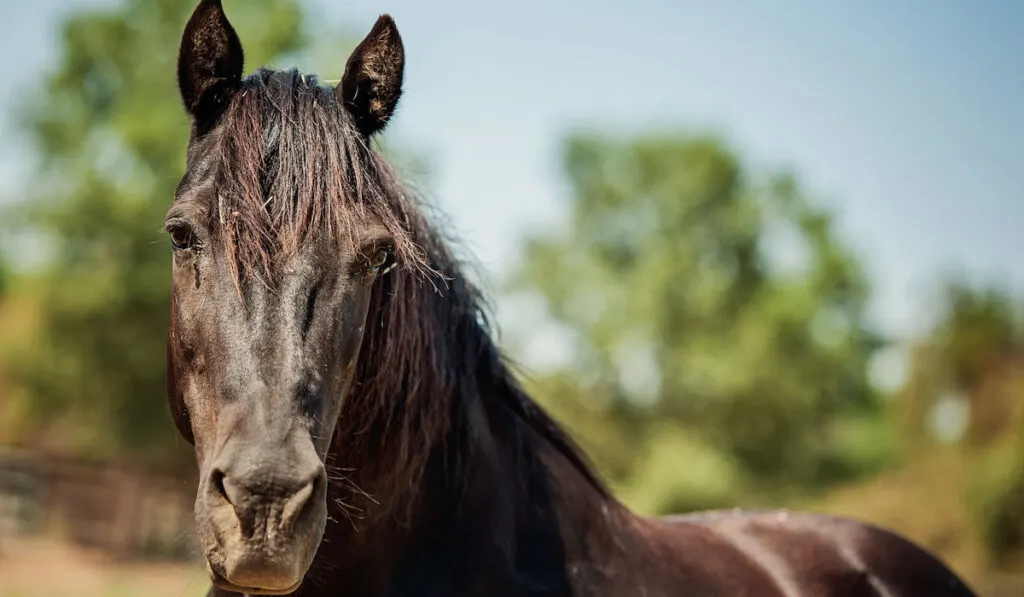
<box><xmin>282</xmin><ymin>469</ymin><xmax>324</xmax><ymax>532</ymax></box>
<box><xmin>203</xmin><ymin>459</ymin><xmax>325</xmax><ymax>540</ymax></box>
<box><xmin>211</xmin><ymin>469</ymin><xmax>231</xmax><ymax>505</ymax></box>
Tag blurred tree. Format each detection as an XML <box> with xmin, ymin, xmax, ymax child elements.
<box><xmin>894</xmin><ymin>278</ymin><xmax>1024</xmax><ymax>562</ymax></box>
<box><xmin>0</xmin><ymin>252</ymin><xmax>7</xmax><ymax>300</ymax></box>
<box><xmin>897</xmin><ymin>279</ymin><xmax>1024</xmax><ymax>448</ymax></box>
<box><xmin>509</xmin><ymin>132</ymin><xmax>886</xmax><ymax>512</ymax></box>
<box><xmin>1</xmin><ymin>0</ymin><xmax>348</xmax><ymax>464</ymax></box>
<box><xmin>937</xmin><ymin>280</ymin><xmax>1023</xmax><ymax>446</ymax></box>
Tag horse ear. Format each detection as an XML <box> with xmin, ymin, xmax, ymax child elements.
<box><xmin>177</xmin><ymin>0</ymin><xmax>244</xmax><ymax>127</ymax></box>
<box><xmin>337</xmin><ymin>15</ymin><xmax>405</xmax><ymax>137</ymax></box>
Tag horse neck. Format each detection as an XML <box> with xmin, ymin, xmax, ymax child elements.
<box><xmin>308</xmin><ymin>328</ymin><xmax>628</xmax><ymax>596</ymax></box>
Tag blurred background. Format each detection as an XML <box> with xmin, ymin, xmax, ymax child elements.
<box><xmin>0</xmin><ymin>0</ymin><xmax>1021</xmax><ymax>595</ymax></box>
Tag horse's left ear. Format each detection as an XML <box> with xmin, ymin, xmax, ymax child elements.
<box><xmin>336</xmin><ymin>15</ymin><xmax>405</xmax><ymax>137</ymax></box>
<box><xmin>177</xmin><ymin>0</ymin><xmax>244</xmax><ymax>129</ymax></box>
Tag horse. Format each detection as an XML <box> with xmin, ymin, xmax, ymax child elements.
<box><xmin>165</xmin><ymin>1</ymin><xmax>978</xmax><ymax>595</ymax></box>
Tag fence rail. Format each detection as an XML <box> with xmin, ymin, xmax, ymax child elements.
<box><xmin>0</xmin><ymin>447</ymin><xmax>197</xmax><ymax>561</ymax></box>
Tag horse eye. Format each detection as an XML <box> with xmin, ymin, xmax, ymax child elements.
<box><xmin>367</xmin><ymin>247</ymin><xmax>392</xmax><ymax>274</ymax></box>
<box><xmin>168</xmin><ymin>224</ymin><xmax>195</xmax><ymax>251</ymax></box>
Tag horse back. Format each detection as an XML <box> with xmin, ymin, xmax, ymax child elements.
<box><xmin>635</xmin><ymin>510</ymin><xmax>976</xmax><ymax>596</ymax></box>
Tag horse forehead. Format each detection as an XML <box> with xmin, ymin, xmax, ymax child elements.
<box><xmin>174</xmin><ymin>146</ymin><xmax>223</xmax><ymax>207</ymax></box>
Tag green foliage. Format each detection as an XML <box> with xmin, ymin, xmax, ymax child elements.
<box><xmin>2</xmin><ymin>0</ymin><xmax>307</xmax><ymax>462</ymax></box>
<box><xmin>0</xmin><ymin>254</ymin><xmax>8</xmax><ymax>300</ymax></box>
<box><xmin>893</xmin><ymin>278</ymin><xmax>1024</xmax><ymax>566</ymax></box>
<box><xmin>510</xmin><ymin>131</ymin><xmax>887</xmax><ymax>511</ymax></box>
<box><xmin>969</xmin><ymin>441</ymin><xmax>1024</xmax><ymax>563</ymax></box>
<box><xmin>937</xmin><ymin>279</ymin><xmax>1024</xmax><ymax>446</ymax></box>
<box><xmin>618</xmin><ymin>421</ymin><xmax>745</xmax><ymax>514</ymax></box>
<box><xmin>939</xmin><ymin>280</ymin><xmax>1022</xmax><ymax>391</ymax></box>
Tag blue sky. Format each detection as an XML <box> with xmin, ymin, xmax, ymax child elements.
<box><xmin>1</xmin><ymin>0</ymin><xmax>1021</xmax><ymax>352</ymax></box>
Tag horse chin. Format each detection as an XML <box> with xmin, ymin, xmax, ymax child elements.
<box><xmin>207</xmin><ymin>559</ymin><xmax>306</xmax><ymax>595</ymax></box>
<box><xmin>202</xmin><ymin>523</ymin><xmax>322</xmax><ymax>597</ymax></box>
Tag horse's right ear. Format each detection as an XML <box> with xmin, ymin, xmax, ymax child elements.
<box><xmin>177</xmin><ymin>0</ymin><xmax>244</xmax><ymax>128</ymax></box>
<box><xmin>337</xmin><ymin>15</ymin><xmax>405</xmax><ymax>137</ymax></box>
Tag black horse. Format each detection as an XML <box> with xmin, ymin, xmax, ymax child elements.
<box><xmin>165</xmin><ymin>1</ymin><xmax>977</xmax><ymax>595</ymax></box>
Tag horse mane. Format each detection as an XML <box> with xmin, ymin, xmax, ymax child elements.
<box><xmin>210</xmin><ymin>68</ymin><xmax>610</xmax><ymax>519</ymax></box>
